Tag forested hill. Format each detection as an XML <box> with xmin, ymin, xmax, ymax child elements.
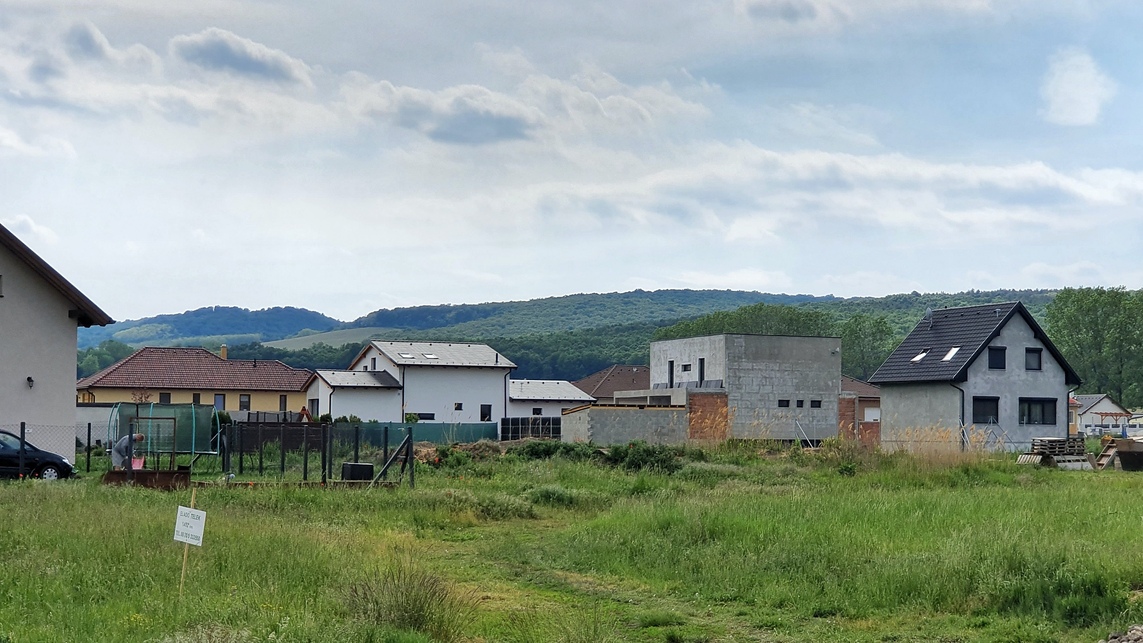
<box><xmin>77</xmin><ymin>306</ymin><xmax>341</xmax><ymax>349</ymax></box>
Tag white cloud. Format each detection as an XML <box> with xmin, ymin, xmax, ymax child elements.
<box><xmin>674</xmin><ymin>268</ymin><xmax>793</xmax><ymax>291</ymax></box>
<box><xmin>1040</xmin><ymin>47</ymin><xmax>1117</xmax><ymax>126</ymax></box>
<box><xmin>65</xmin><ymin>21</ymin><xmax>161</xmax><ymax>73</ymax></box>
<box><xmin>0</xmin><ymin>125</ymin><xmax>75</xmax><ymax>158</ymax></box>
<box><xmin>1</xmin><ymin>214</ymin><xmax>60</xmax><ymax>246</ymax></box>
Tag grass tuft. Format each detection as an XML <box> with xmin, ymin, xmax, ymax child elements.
<box><xmin>346</xmin><ymin>556</ymin><xmax>477</xmax><ymax>643</ymax></box>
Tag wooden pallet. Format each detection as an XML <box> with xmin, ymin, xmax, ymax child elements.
<box><xmin>1031</xmin><ymin>437</ymin><xmax>1086</xmax><ymax>457</ymax></box>
<box><xmin>1095</xmin><ymin>443</ymin><xmax>1117</xmax><ymax>470</ymax></box>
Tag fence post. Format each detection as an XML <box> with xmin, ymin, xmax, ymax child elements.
<box><xmin>353</xmin><ymin>424</ymin><xmax>360</xmax><ymax>463</ymax></box>
<box><xmin>279</xmin><ymin>423</ymin><xmax>286</xmax><ymax>478</ymax></box>
<box><xmin>257</xmin><ymin>424</ymin><xmax>264</xmax><ymax>476</ymax></box>
<box><xmin>86</xmin><ymin>422</ymin><xmax>92</xmax><ymax>473</ymax></box>
<box><xmin>238</xmin><ymin>424</ymin><xmax>245</xmax><ymax>475</ymax></box>
<box><xmin>407</xmin><ymin>424</ymin><xmax>415</xmax><ymax>489</ymax></box>
<box><xmin>383</xmin><ymin>425</ymin><xmax>389</xmax><ymax>466</ymax></box>
<box><xmin>320</xmin><ymin>424</ymin><xmax>328</xmax><ymax>485</ymax></box>
<box><xmin>18</xmin><ymin>422</ymin><xmax>26</xmax><ymax>480</ymax></box>
<box><xmin>302</xmin><ymin>424</ymin><xmax>309</xmax><ymax>482</ymax></box>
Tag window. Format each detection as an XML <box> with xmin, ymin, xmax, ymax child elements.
<box><xmin>422</xmin><ymin>353</ymin><xmax>439</xmax><ymax>359</ymax></box>
<box><xmin>911</xmin><ymin>348</ymin><xmax>930</xmax><ymax>363</ymax></box>
<box><xmin>0</xmin><ymin>274</ymin><xmax>3</xmax><ymax>297</ymax></box>
<box><xmin>972</xmin><ymin>397</ymin><xmax>999</xmax><ymax>425</ymax></box>
<box><xmin>398</xmin><ymin>352</ymin><xmax>415</xmax><ymax>359</ymax></box>
<box><xmin>778</xmin><ymin>399</ymin><xmax>790</xmax><ymax>408</ymax></box>
<box><xmin>417</xmin><ymin>412</ymin><xmax>435</xmax><ymax>420</ymax></box>
<box><xmin>532</xmin><ymin>407</ymin><xmax>543</xmax><ymax>416</ymax></box>
<box><xmin>158</xmin><ymin>392</ymin><xmax>171</xmax><ymax>404</ymax></box>
<box><xmin>371</xmin><ymin>357</ymin><xmax>377</xmax><ymax>371</ymax></box>
<box><xmin>942</xmin><ymin>347</ymin><xmax>960</xmax><ymax>362</ymax></box>
<box><xmin>192</xmin><ymin>393</ymin><xmax>201</xmax><ymax>405</ymax></box>
<box><xmin>1025</xmin><ymin>348</ymin><xmax>1042</xmax><ymax>371</ymax></box>
<box><xmin>239</xmin><ymin>394</ymin><xmax>251</xmax><ymax>411</ymax></box>
<box><xmin>480</xmin><ymin>404</ymin><xmax>492</xmax><ymax>422</ymax></box>
<box><xmin>454</xmin><ymin>402</ymin><xmax>463</xmax><ymax>411</ymax></box>
<box><xmin>1019</xmin><ymin>398</ymin><xmax>1057</xmax><ymax>425</ymax></box>
<box><xmin>681</xmin><ymin>363</ymin><xmax>692</xmax><ymax>372</ymax></box>
<box><xmin>810</xmin><ymin>400</ymin><xmax>822</xmax><ymax>409</ymax></box>
<box><xmin>279</xmin><ymin>395</ymin><xmax>288</xmax><ymax>413</ymax></box>
<box><xmin>698</xmin><ymin>358</ymin><xmax>705</xmax><ymax>384</ymax></box>
<box><xmin>796</xmin><ymin>400</ymin><xmax>804</xmax><ymax>408</ymax></box>
<box><xmin>667</xmin><ymin>360</ymin><xmax>674</xmax><ymax>388</ymax></box>
<box><xmin>988</xmin><ymin>347</ymin><xmax>1006</xmax><ymax>370</ymax></box>
<box><xmin>214</xmin><ymin>394</ymin><xmax>226</xmax><ymax>410</ymax></box>
<box><xmin>308</xmin><ymin>398</ymin><xmax>319</xmax><ymax>417</ymax></box>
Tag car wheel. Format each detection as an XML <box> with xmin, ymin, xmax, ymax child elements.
<box><xmin>38</xmin><ymin>465</ymin><xmax>61</xmax><ymax>480</ymax></box>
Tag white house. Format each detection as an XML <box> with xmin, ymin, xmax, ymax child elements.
<box><xmin>1</xmin><ymin>223</ymin><xmax>112</xmax><ymax>458</ymax></box>
<box><xmin>1073</xmin><ymin>393</ymin><xmax>1132</xmax><ymax>436</ymax></box>
<box><xmin>305</xmin><ymin>369</ymin><xmax>402</xmax><ymax>422</ymax></box>
<box><xmin>308</xmin><ymin>341</ymin><xmax>516</xmax><ymax>423</ymax></box>
<box><xmin>508</xmin><ymin>380</ymin><xmax>595</xmax><ymax>417</ymax></box>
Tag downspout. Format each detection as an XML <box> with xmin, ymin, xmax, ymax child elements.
<box><xmin>950</xmin><ymin>382</ymin><xmax>966</xmax><ymax>451</ymax></box>
<box><xmin>503</xmin><ymin>369</ymin><xmax>510</xmax><ymax>421</ymax></box>
<box><xmin>327</xmin><ymin>382</ymin><xmax>335</xmax><ymax>420</ymax></box>
<box><xmin>400</xmin><ymin>365</ymin><xmax>406</xmax><ymax>421</ymax></box>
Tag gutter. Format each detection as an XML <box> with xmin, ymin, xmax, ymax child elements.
<box><xmin>950</xmin><ymin>382</ymin><xmax>966</xmax><ymax>451</ymax></box>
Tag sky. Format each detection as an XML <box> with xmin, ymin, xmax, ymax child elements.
<box><xmin>1</xmin><ymin>1</ymin><xmax>1141</xmax><ymax>323</ymax></box>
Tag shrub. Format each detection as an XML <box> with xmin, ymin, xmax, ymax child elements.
<box><xmin>603</xmin><ymin>441</ymin><xmax>682</xmax><ymax>474</ymax></box>
<box><xmin>346</xmin><ymin>557</ymin><xmax>477</xmax><ymax>643</ymax></box>
<box><xmin>528</xmin><ymin>484</ymin><xmax>578</xmax><ymax>507</ymax></box>
<box><xmin>509</xmin><ymin>440</ymin><xmax>594</xmax><ymax>461</ymax></box>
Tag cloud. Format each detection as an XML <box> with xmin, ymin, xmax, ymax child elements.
<box><xmin>675</xmin><ymin>268</ymin><xmax>793</xmax><ymax>290</ymax></box>
<box><xmin>1</xmin><ymin>214</ymin><xmax>59</xmax><ymax>245</ymax></box>
<box><xmin>65</xmin><ymin>22</ymin><xmax>161</xmax><ymax>73</ymax></box>
<box><xmin>1040</xmin><ymin>47</ymin><xmax>1117</xmax><ymax>126</ymax></box>
<box><xmin>169</xmin><ymin>28</ymin><xmax>312</xmax><ymax>86</ymax></box>
<box><xmin>0</xmin><ymin>126</ymin><xmax>75</xmax><ymax>157</ymax></box>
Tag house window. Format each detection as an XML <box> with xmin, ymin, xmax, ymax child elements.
<box><xmin>810</xmin><ymin>400</ymin><xmax>822</xmax><ymax>409</ymax></box>
<box><xmin>308</xmin><ymin>398</ymin><xmax>319</xmax><ymax>417</ymax></box>
<box><xmin>1025</xmin><ymin>348</ymin><xmax>1042</xmax><ymax>371</ymax></box>
<box><xmin>532</xmin><ymin>407</ymin><xmax>543</xmax><ymax>416</ymax></box>
<box><xmin>454</xmin><ymin>402</ymin><xmax>463</xmax><ymax>411</ymax></box>
<box><xmin>279</xmin><ymin>395</ymin><xmax>288</xmax><ymax>412</ymax></box>
<box><xmin>698</xmin><ymin>358</ymin><xmax>705</xmax><ymax>384</ymax></box>
<box><xmin>192</xmin><ymin>393</ymin><xmax>201</xmax><ymax>404</ymax></box>
<box><xmin>796</xmin><ymin>400</ymin><xmax>804</xmax><ymax>408</ymax></box>
<box><xmin>239</xmin><ymin>394</ymin><xmax>251</xmax><ymax>411</ymax></box>
<box><xmin>214</xmin><ymin>394</ymin><xmax>226</xmax><ymax>410</ymax></box>
<box><xmin>972</xmin><ymin>397</ymin><xmax>999</xmax><ymax>425</ymax></box>
<box><xmin>422</xmin><ymin>353</ymin><xmax>439</xmax><ymax>359</ymax></box>
<box><xmin>667</xmin><ymin>360</ymin><xmax>674</xmax><ymax>388</ymax></box>
<box><xmin>1019</xmin><ymin>398</ymin><xmax>1057</xmax><ymax>425</ymax></box>
<box><xmin>988</xmin><ymin>347</ymin><xmax>1006</xmax><ymax>370</ymax></box>
<box><xmin>778</xmin><ymin>399</ymin><xmax>790</xmax><ymax>408</ymax></box>
<box><xmin>158</xmin><ymin>392</ymin><xmax>171</xmax><ymax>404</ymax></box>
<box><xmin>417</xmin><ymin>412</ymin><xmax>435</xmax><ymax>420</ymax></box>
<box><xmin>398</xmin><ymin>352</ymin><xmax>415</xmax><ymax>359</ymax></box>
<box><xmin>681</xmin><ymin>364</ymin><xmax>692</xmax><ymax>372</ymax></box>
<box><xmin>480</xmin><ymin>404</ymin><xmax>492</xmax><ymax>422</ymax></box>
<box><xmin>371</xmin><ymin>357</ymin><xmax>377</xmax><ymax>371</ymax></box>
<box><xmin>911</xmin><ymin>348</ymin><xmax>930</xmax><ymax>363</ymax></box>
<box><xmin>942</xmin><ymin>347</ymin><xmax>960</xmax><ymax>362</ymax></box>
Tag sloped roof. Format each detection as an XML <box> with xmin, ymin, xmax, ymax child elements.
<box><xmin>77</xmin><ymin>347</ymin><xmax>312</xmax><ymax>391</ymax></box>
<box><xmin>1074</xmin><ymin>393</ymin><xmax>1128</xmax><ymax>416</ymax></box>
<box><xmin>869</xmin><ymin>302</ymin><xmax>1081</xmax><ymax>386</ymax></box>
<box><xmin>841</xmin><ymin>375</ymin><xmax>880</xmax><ymax>397</ymax></box>
<box><xmin>1</xmin><ymin>223</ymin><xmax>112</xmax><ymax>327</ymax></box>
<box><xmin>573</xmin><ymin>365</ymin><xmax>650</xmax><ymax>398</ymax></box>
<box><xmin>510</xmin><ymin>379</ymin><xmax>596</xmax><ymax>403</ymax></box>
<box><xmin>363</xmin><ymin>341</ymin><xmax>515</xmax><ymax>369</ymax></box>
<box><xmin>313</xmin><ymin>369</ymin><xmax>401</xmax><ymax>389</ymax></box>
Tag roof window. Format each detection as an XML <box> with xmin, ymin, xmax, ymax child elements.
<box><xmin>398</xmin><ymin>352</ymin><xmax>415</xmax><ymax>359</ymax></box>
<box><xmin>422</xmin><ymin>353</ymin><xmax>439</xmax><ymax>359</ymax></box>
<box><xmin>942</xmin><ymin>347</ymin><xmax>960</xmax><ymax>362</ymax></box>
<box><xmin>910</xmin><ymin>348</ymin><xmax>931</xmax><ymax>363</ymax></box>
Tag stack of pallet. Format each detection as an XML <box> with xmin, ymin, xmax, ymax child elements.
<box><xmin>1031</xmin><ymin>436</ymin><xmax>1086</xmax><ymax>458</ymax></box>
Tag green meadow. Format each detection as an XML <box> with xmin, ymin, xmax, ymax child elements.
<box><xmin>2</xmin><ymin>441</ymin><xmax>1142</xmax><ymax>642</ymax></box>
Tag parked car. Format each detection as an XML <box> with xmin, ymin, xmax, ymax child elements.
<box><xmin>0</xmin><ymin>430</ymin><xmax>75</xmax><ymax>479</ymax></box>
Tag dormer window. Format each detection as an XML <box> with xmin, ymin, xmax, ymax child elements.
<box><xmin>911</xmin><ymin>348</ymin><xmax>931</xmax><ymax>363</ymax></box>
<box><xmin>942</xmin><ymin>347</ymin><xmax>960</xmax><ymax>362</ymax></box>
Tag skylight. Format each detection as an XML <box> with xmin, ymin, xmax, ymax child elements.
<box><xmin>422</xmin><ymin>353</ymin><xmax>439</xmax><ymax>359</ymax></box>
<box><xmin>911</xmin><ymin>348</ymin><xmax>930</xmax><ymax>363</ymax></box>
<box><xmin>942</xmin><ymin>347</ymin><xmax>960</xmax><ymax>362</ymax></box>
<box><xmin>398</xmin><ymin>352</ymin><xmax>415</xmax><ymax>359</ymax></box>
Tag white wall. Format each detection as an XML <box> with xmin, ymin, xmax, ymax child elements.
<box><xmin>507</xmin><ymin>400</ymin><xmax>575</xmax><ymax>417</ymax></box>
<box><xmin>0</xmin><ymin>245</ymin><xmax>83</xmax><ymax>459</ymax></box>
<box><xmin>402</xmin><ymin>367</ymin><xmax>509</xmax><ymax>422</ymax></box>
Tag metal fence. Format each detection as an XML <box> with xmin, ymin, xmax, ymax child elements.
<box><xmin>500</xmin><ymin>417</ymin><xmax>561</xmax><ymax>441</ymax></box>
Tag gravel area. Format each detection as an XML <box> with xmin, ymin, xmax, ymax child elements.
<box><xmin>1101</xmin><ymin>625</ymin><xmax>1143</xmax><ymax>642</ymax></box>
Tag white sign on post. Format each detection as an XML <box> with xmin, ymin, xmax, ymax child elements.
<box><xmin>174</xmin><ymin>505</ymin><xmax>206</xmax><ymax>547</ymax></box>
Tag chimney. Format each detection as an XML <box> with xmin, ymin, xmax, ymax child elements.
<box><xmin>220</xmin><ymin>344</ymin><xmax>228</xmax><ymax>360</ymax></box>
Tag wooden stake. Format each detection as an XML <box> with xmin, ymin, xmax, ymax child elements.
<box><xmin>179</xmin><ymin>486</ymin><xmax>197</xmax><ymax>598</ymax></box>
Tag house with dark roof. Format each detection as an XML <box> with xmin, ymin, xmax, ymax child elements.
<box><xmin>76</xmin><ymin>346</ymin><xmax>313</xmax><ymax>415</ymax></box>
<box><xmin>310</xmin><ymin>341</ymin><xmax>516</xmax><ymax>423</ymax></box>
<box><xmin>1</xmin><ymin>223</ymin><xmax>112</xmax><ymax>459</ymax></box>
<box><xmin>572</xmin><ymin>365</ymin><xmax>650</xmax><ymax>404</ymax></box>
<box><xmin>869</xmin><ymin>302</ymin><xmax>1081</xmax><ymax>452</ymax></box>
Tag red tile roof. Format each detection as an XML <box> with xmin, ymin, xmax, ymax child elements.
<box><xmin>573</xmin><ymin>365</ymin><xmax>650</xmax><ymax>399</ymax></box>
<box><xmin>76</xmin><ymin>347</ymin><xmax>311</xmax><ymax>391</ymax></box>
<box><xmin>841</xmin><ymin>375</ymin><xmax>880</xmax><ymax>397</ymax></box>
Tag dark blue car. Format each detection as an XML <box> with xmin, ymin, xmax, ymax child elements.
<box><xmin>0</xmin><ymin>430</ymin><xmax>75</xmax><ymax>479</ymax></box>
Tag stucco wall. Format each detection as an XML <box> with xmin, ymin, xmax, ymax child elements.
<box><xmin>650</xmin><ymin>335</ymin><xmax>727</xmax><ymax>387</ymax></box>
<box><xmin>0</xmin><ymin>244</ymin><xmax>84</xmax><ymax>459</ymax></box>
<box><xmin>507</xmin><ymin>400</ymin><xmax>576</xmax><ymax>417</ymax></box>
<box><xmin>76</xmin><ymin>403</ymin><xmax>116</xmax><ymax>446</ymax></box>
<box><xmin>561</xmin><ymin>406</ymin><xmax>688</xmax><ymax>445</ymax></box>
<box><xmin>401</xmin><ymin>367</ymin><xmax>510</xmax><ymax>423</ymax></box>
<box><xmin>879</xmin><ymin>383</ymin><xmax>962</xmax><ymax>451</ymax></box>
<box><xmin>81</xmin><ymin>387</ymin><xmax>307</xmax><ymax>414</ymax></box>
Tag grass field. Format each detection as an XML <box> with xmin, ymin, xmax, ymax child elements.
<box><xmin>2</xmin><ymin>441</ymin><xmax>1141</xmax><ymax>642</ymax></box>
